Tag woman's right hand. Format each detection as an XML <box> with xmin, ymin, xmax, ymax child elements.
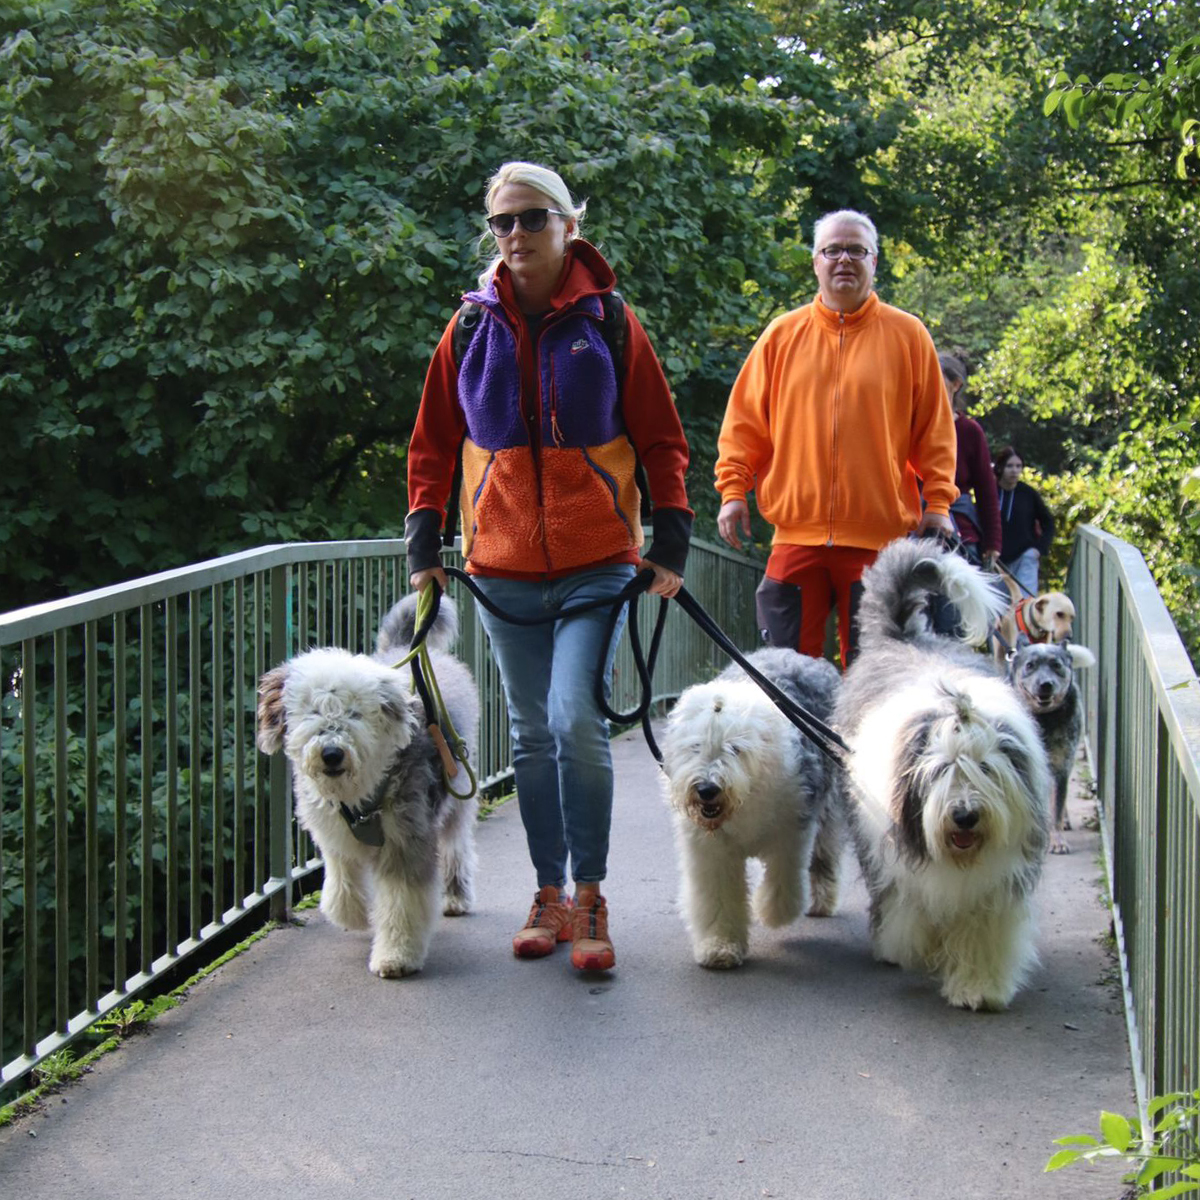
<box><xmin>410</xmin><ymin>566</ymin><xmax>448</xmax><ymax>594</ymax></box>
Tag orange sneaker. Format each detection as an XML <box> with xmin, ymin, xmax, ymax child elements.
<box><xmin>512</xmin><ymin>885</ymin><xmax>574</xmax><ymax>958</ymax></box>
<box><xmin>571</xmin><ymin>893</ymin><xmax>615</xmax><ymax>971</ymax></box>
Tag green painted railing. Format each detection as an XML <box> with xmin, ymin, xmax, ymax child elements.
<box><xmin>1067</xmin><ymin>525</ymin><xmax>1200</xmax><ymax>1125</ymax></box>
<box><xmin>0</xmin><ymin>536</ymin><xmax>762</xmax><ymax>1091</ymax></box>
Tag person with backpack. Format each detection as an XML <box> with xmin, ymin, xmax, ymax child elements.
<box><xmin>405</xmin><ymin>161</ymin><xmax>692</xmax><ymax>974</ymax></box>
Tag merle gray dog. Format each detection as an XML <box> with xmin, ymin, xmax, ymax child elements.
<box><xmin>257</xmin><ymin>594</ymin><xmax>479</xmax><ymax>977</ymax></box>
<box><xmin>1006</xmin><ymin>637</ymin><xmax>1096</xmax><ymax>855</ymax></box>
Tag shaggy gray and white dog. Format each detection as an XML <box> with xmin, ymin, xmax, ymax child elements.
<box><xmin>1006</xmin><ymin>637</ymin><xmax>1095</xmax><ymax>855</ymax></box>
<box><xmin>256</xmin><ymin>595</ymin><xmax>479</xmax><ymax>978</ymax></box>
<box><xmin>661</xmin><ymin>648</ymin><xmax>845</xmax><ymax>969</ymax></box>
<box><xmin>836</xmin><ymin>538</ymin><xmax>1051</xmax><ymax>1010</ymax></box>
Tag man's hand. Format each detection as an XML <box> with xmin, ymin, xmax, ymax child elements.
<box><xmin>914</xmin><ymin>510</ymin><xmax>955</xmax><ymax>537</ymax></box>
<box><xmin>717</xmin><ymin>499</ymin><xmax>752</xmax><ymax>550</ymax></box>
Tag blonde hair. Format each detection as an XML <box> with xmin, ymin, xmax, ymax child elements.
<box><xmin>477</xmin><ymin>161</ymin><xmax>587</xmax><ymax>287</ymax></box>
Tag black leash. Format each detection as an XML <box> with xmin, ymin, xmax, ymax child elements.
<box><xmin>431</xmin><ymin>566</ymin><xmax>849</xmax><ymax>768</ymax></box>
<box><xmin>991</xmin><ymin>556</ymin><xmax>1036</xmax><ymax>598</ymax></box>
<box><xmin>671</xmin><ymin>587</ymin><xmax>850</xmax><ymax>765</ymax></box>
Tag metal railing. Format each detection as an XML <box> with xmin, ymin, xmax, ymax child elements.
<box><xmin>0</xmin><ymin>536</ymin><xmax>761</xmax><ymax>1091</ymax></box>
<box><xmin>1067</xmin><ymin>524</ymin><xmax>1200</xmax><ymax>1122</ymax></box>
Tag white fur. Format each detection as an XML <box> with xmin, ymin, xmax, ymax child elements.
<box><xmin>257</xmin><ymin>606</ymin><xmax>479</xmax><ymax>979</ymax></box>
<box><xmin>837</xmin><ymin>538</ymin><xmax>1052</xmax><ymax>1010</ymax></box>
<box><xmin>661</xmin><ymin>652</ymin><xmax>843</xmax><ymax>970</ymax></box>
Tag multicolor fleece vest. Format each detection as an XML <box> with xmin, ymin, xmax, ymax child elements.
<box><xmin>455</xmin><ymin>287</ymin><xmax>643</xmax><ymax>575</ymax></box>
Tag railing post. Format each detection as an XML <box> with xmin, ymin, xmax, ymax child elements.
<box><xmin>268</xmin><ymin>564</ymin><xmax>293</xmax><ymax>922</ymax></box>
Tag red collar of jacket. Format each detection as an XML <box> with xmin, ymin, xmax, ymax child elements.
<box><xmin>491</xmin><ymin>240</ymin><xmax>617</xmax><ymax>318</ymax></box>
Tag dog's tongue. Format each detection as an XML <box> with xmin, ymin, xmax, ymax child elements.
<box><xmin>951</xmin><ymin>831</ymin><xmax>975</xmax><ymax>849</ymax></box>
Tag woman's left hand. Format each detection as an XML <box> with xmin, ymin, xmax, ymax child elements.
<box><xmin>640</xmin><ymin>559</ymin><xmax>683</xmax><ymax>598</ymax></box>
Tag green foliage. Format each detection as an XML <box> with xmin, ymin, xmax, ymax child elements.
<box><xmin>91</xmin><ymin>995</ymin><xmax>178</xmax><ymax>1038</ymax></box>
<box><xmin>29</xmin><ymin>1048</ymin><xmax>81</xmax><ymax>1089</ymax></box>
<box><xmin>1046</xmin><ymin>33</ymin><xmax>1200</xmax><ymax>179</ymax></box>
<box><xmin>1</xmin><ymin>0</ymin><xmax>828</xmax><ymax>609</ymax></box>
<box><xmin>1047</xmin><ymin>1090</ymin><xmax>1200</xmax><ymax>1197</ymax></box>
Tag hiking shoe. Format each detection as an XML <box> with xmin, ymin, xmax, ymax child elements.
<box><xmin>571</xmin><ymin>893</ymin><xmax>615</xmax><ymax>971</ymax></box>
<box><xmin>512</xmin><ymin>885</ymin><xmax>574</xmax><ymax>959</ymax></box>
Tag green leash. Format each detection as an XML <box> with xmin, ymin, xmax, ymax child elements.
<box><xmin>391</xmin><ymin>585</ymin><xmax>478</xmax><ymax>801</ymax></box>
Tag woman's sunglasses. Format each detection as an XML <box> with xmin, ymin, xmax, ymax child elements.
<box><xmin>486</xmin><ymin>208</ymin><xmax>569</xmax><ymax>237</ymax></box>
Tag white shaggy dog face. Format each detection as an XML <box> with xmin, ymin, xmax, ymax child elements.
<box><xmin>662</xmin><ymin>681</ymin><xmax>794</xmax><ymax>831</ymax></box>
<box><xmin>256</xmin><ymin>648</ymin><xmax>420</xmax><ymax>807</ymax></box>
<box><xmin>885</xmin><ymin>682</ymin><xmax>1044</xmax><ymax>867</ymax></box>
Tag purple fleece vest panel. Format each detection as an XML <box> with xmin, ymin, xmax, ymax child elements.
<box><xmin>456</xmin><ymin>305</ymin><xmax>526</xmax><ymax>449</ymax></box>
<box><xmin>457</xmin><ymin>291</ymin><xmax>623</xmax><ymax>449</ymax></box>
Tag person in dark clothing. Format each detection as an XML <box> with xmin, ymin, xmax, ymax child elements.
<box><xmin>994</xmin><ymin>445</ymin><xmax>1055</xmax><ymax>595</ymax></box>
<box><xmin>939</xmin><ymin>353</ymin><xmax>1001</xmax><ymax>568</ymax></box>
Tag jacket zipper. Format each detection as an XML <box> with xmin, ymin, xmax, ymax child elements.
<box><xmin>827</xmin><ymin>313</ymin><xmax>846</xmax><ymax>545</ymax></box>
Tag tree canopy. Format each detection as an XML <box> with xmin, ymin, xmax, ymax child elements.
<box><xmin>2</xmin><ymin>0</ymin><xmax>1196</xmax><ymax>656</ymax></box>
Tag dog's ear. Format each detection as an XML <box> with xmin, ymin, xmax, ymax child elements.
<box><xmin>1066</xmin><ymin>643</ymin><xmax>1096</xmax><ymax>670</ymax></box>
<box><xmin>256</xmin><ymin>664</ymin><xmax>290</xmax><ymax>755</ymax></box>
<box><xmin>1015</xmin><ymin>633</ymin><xmax>1031</xmax><ymax>650</ymax></box>
<box><xmin>378</xmin><ymin>672</ymin><xmax>421</xmax><ymax>738</ymax></box>
<box><xmin>893</xmin><ymin>714</ymin><xmax>933</xmax><ymax>863</ymax></box>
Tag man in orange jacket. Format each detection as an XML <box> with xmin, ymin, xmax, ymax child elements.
<box><xmin>715</xmin><ymin>209</ymin><xmax>957</xmax><ymax>667</ymax></box>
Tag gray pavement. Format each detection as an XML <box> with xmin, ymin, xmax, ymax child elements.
<box><xmin>0</xmin><ymin>727</ymin><xmax>1134</xmax><ymax>1200</ymax></box>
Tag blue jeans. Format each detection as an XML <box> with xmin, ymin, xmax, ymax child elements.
<box><xmin>1004</xmin><ymin>548</ymin><xmax>1040</xmax><ymax>598</ymax></box>
<box><xmin>473</xmin><ymin>565</ymin><xmax>635</xmax><ymax>888</ymax></box>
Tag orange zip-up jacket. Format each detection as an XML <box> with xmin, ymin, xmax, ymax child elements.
<box><xmin>715</xmin><ymin>292</ymin><xmax>957</xmax><ymax>550</ymax></box>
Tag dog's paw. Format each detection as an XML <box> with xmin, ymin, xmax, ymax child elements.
<box><xmin>320</xmin><ymin>890</ymin><xmax>369</xmax><ymax>931</ymax></box>
<box><xmin>442</xmin><ymin>894</ymin><xmax>472</xmax><ymax>917</ymax></box>
<box><xmin>943</xmin><ymin>979</ymin><xmax>1010</xmax><ymax>1011</ymax></box>
<box><xmin>806</xmin><ymin>877</ymin><xmax>840</xmax><ymax>917</ymax></box>
<box><xmin>752</xmin><ymin>883</ymin><xmax>801</xmax><ymax>929</ymax></box>
<box><xmin>695</xmin><ymin>938</ymin><xmax>746</xmax><ymax>970</ymax></box>
<box><xmin>369</xmin><ymin>950</ymin><xmax>423</xmax><ymax>979</ymax></box>
<box><xmin>1049</xmin><ymin>836</ymin><xmax>1072</xmax><ymax>855</ymax></box>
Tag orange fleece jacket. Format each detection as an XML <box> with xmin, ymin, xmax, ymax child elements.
<box><xmin>715</xmin><ymin>292</ymin><xmax>957</xmax><ymax>550</ymax></box>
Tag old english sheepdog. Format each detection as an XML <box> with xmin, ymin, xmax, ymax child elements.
<box><xmin>660</xmin><ymin>648</ymin><xmax>845</xmax><ymax>969</ymax></box>
<box><xmin>1006</xmin><ymin>637</ymin><xmax>1095</xmax><ymax>854</ymax></box>
<box><xmin>256</xmin><ymin>594</ymin><xmax>479</xmax><ymax>978</ymax></box>
<box><xmin>836</xmin><ymin>538</ymin><xmax>1051</xmax><ymax>1010</ymax></box>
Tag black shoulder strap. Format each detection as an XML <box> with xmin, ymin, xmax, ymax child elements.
<box><xmin>601</xmin><ymin>290</ymin><xmax>627</xmax><ymax>377</ymax></box>
<box><xmin>451</xmin><ymin>300</ymin><xmax>483</xmax><ymax>369</ymax></box>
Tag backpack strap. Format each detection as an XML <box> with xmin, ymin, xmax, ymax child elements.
<box><xmin>439</xmin><ymin>301</ymin><xmax>481</xmax><ymax>548</ymax></box>
<box><xmin>450</xmin><ymin>300</ymin><xmax>483</xmax><ymax>369</ymax></box>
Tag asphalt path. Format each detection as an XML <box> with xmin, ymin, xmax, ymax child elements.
<box><xmin>0</xmin><ymin>727</ymin><xmax>1134</xmax><ymax>1200</ymax></box>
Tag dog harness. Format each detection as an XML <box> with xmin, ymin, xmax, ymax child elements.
<box><xmin>1012</xmin><ymin>597</ymin><xmax>1050</xmax><ymax>643</ymax></box>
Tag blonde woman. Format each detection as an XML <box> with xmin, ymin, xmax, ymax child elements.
<box><xmin>405</xmin><ymin>162</ymin><xmax>692</xmax><ymax>972</ymax></box>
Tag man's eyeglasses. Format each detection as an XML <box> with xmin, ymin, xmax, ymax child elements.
<box><xmin>486</xmin><ymin>208</ymin><xmax>570</xmax><ymax>237</ymax></box>
<box><xmin>818</xmin><ymin>244</ymin><xmax>872</xmax><ymax>261</ymax></box>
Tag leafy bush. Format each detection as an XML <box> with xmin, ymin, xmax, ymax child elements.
<box><xmin>1048</xmin><ymin>1090</ymin><xmax>1200</xmax><ymax>1198</ymax></box>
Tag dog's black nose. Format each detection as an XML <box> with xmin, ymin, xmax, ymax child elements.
<box><xmin>695</xmin><ymin>781</ymin><xmax>720</xmax><ymax>802</ymax></box>
<box><xmin>952</xmin><ymin>808</ymin><xmax>979</xmax><ymax>830</ymax></box>
<box><xmin>322</xmin><ymin>746</ymin><xmax>345</xmax><ymax>768</ymax></box>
